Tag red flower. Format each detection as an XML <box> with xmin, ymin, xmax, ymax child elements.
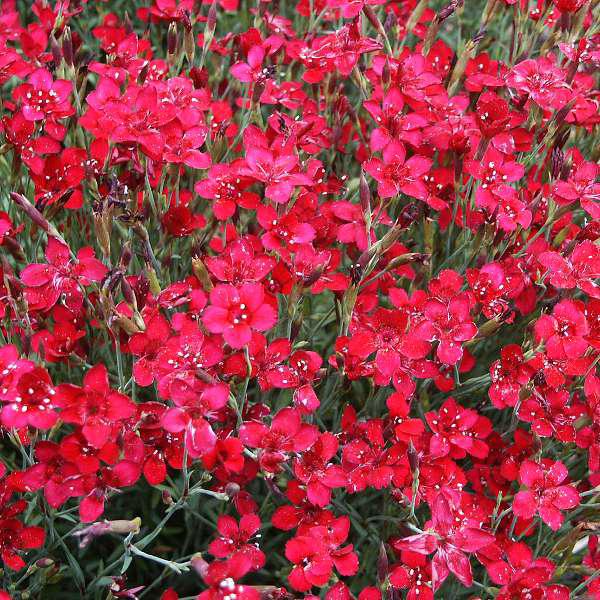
<box><xmin>507</xmin><ymin>58</ymin><xmax>572</xmax><ymax>108</ymax></box>
<box><xmin>195</xmin><ymin>164</ymin><xmax>260</xmax><ymax>221</ymax></box>
<box><xmin>512</xmin><ymin>459</ymin><xmax>580</xmax><ymax>531</ymax></box>
<box><xmin>208</xmin><ymin>513</ymin><xmax>265</xmax><ymax>575</ymax></box>
<box><xmin>363</xmin><ymin>141</ymin><xmax>431</xmax><ymax>200</ymax></box>
<box><xmin>0</xmin><ymin>483</ymin><xmax>45</xmax><ymax>571</ymax></box>
<box><xmin>240</xmin><ymin>407</ymin><xmax>318</xmax><ymax>473</ymax></box>
<box><xmin>488</xmin><ymin>345</ymin><xmax>533</xmax><ymax>409</ymax></box>
<box><xmin>393</xmin><ymin>494</ymin><xmax>495</xmax><ymax>590</ymax></box>
<box><xmin>14</xmin><ymin>68</ymin><xmax>74</xmax><ymax>136</ymax></box>
<box><xmin>415</xmin><ymin>283</ymin><xmax>477</xmax><ymax>366</ymax></box>
<box><xmin>426</xmin><ymin>398</ymin><xmax>492</xmax><ymax>460</ymax></box>
<box><xmin>539</xmin><ymin>241</ymin><xmax>600</xmax><ymax>298</ymax></box>
<box><xmin>202</xmin><ymin>283</ymin><xmax>277</xmax><ymax>348</ymax></box>
<box><xmin>238</xmin><ymin>126</ymin><xmax>313</xmax><ymax>204</ymax></box>
<box><xmin>266</xmin><ymin>349</ymin><xmax>323</xmax><ymax>413</ymax></box>
<box><xmin>390</xmin><ymin>551</ymin><xmax>433</xmax><ymax>600</ymax></box>
<box><xmin>57</xmin><ymin>364</ymin><xmax>136</xmax><ymax>449</ymax></box>
<box><xmin>534</xmin><ymin>299</ymin><xmax>589</xmax><ymax>360</ymax></box>
<box><xmin>1</xmin><ymin>366</ymin><xmax>59</xmax><ymax>430</ymax></box>
<box><xmin>285</xmin><ymin>516</ymin><xmax>358</xmax><ymax>591</ymax></box>
<box><xmin>21</xmin><ymin>238</ymin><xmax>107</xmax><ymax>314</ymax></box>
<box><xmin>293</xmin><ymin>432</ymin><xmax>347</xmax><ymax>507</ymax></box>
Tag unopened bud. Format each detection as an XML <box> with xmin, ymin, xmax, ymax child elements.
<box><xmin>93</xmin><ymin>212</ymin><xmax>111</xmax><ymax>260</ymax></box>
<box><xmin>303</xmin><ymin>266</ymin><xmax>324</xmax><ymax>288</ymax></box>
<box><xmin>363</xmin><ymin>6</ymin><xmax>383</xmax><ymax>34</ymax></box>
<box><xmin>382</xmin><ymin>58</ymin><xmax>391</xmax><ymax>88</ymax></box>
<box><xmin>359</xmin><ymin>172</ymin><xmax>371</xmax><ymax>213</ymax></box>
<box><xmin>439</xmin><ymin>0</ymin><xmax>463</xmax><ymax>22</ymax></box>
<box><xmin>124</xmin><ymin>12</ymin><xmax>134</xmax><ymax>35</ymax></box>
<box><xmin>121</xmin><ymin>278</ymin><xmax>137</xmax><ymax>307</ymax></box>
<box><xmin>73</xmin><ymin>518</ymin><xmax>140</xmax><ymax>548</ymax></box>
<box><xmin>408</xmin><ymin>441</ymin><xmax>419</xmax><ymax>472</ymax></box>
<box><xmin>10</xmin><ymin>192</ymin><xmax>65</xmax><ymax>243</ymax></box>
<box><xmin>252</xmin><ymin>80</ymin><xmax>265</xmax><ymax>103</ymax></box>
<box><xmin>192</xmin><ymin>257</ymin><xmax>214</xmax><ymax>291</ymax></box>
<box><xmin>138</xmin><ymin>62</ymin><xmax>149</xmax><ymax>85</ymax></box>
<box><xmin>551</xmin><ymin>146</ymin><xmax>564</xmax><ymax>179</ymax></box>
<box><xmin>50</xmin><ymin>35</ymin><xmax>62</xmax><ymax>65</ymax></box>
<box><xmin>167</xmin><ymin>22</ymin><xmax>178</xmax><ymax>60</ymax></box>
<box><xmin>119</xmin><ymin>243</ymin><xmax>133</xmax><ymax>270</ymax></box>
<box><xmin>448</xmin><ymin>38</ymin><xmax>478</xmax><ymax>95</ymax></box>
<box><xmin>191</xmin><ymin>553</ymin><xmax>209</xmax><ymax>578</ymax></box>
<box><xmin>108</xmin><ymin>517</ymin><xmax>141</xmax><ymax>535</ymax></box>
<box><xmin>384</xmin><ymin>10</ymin><xmax>397</xmax><ymax>34</ymax></box>
<box><xmin>62</xmin><ymin>27</ymin><xmax>73</xmax><ymax>67</ymax></box>
<box><xmin>207</xmin><ymin>1</ymin><xmax>218</xmax><ymax>31</ymax></box>
<box><xmin>406</xmin><ymin>0</ymin><xmax>428</xmax><ymax>33</ymax></box>
<box><xmin>112</xmin><ymin>315</ymin><xmax>143</xmax><ymax>335</ymax></box>
<box><xmin>377</xmin><ymin>542</ymin><xmax>389</xmax><ymax>584</ymax></box>
<box><xmin>36</xmin><ymin>558</ymin><xmax>55</xmax><ymax>568</ymax></box>
<box><xmin>224</xmin><ymin>482</ymin><xmax>240</xmax><ymax>497</ymax></box>
<box><xmin>476</xmin><ymin>318</ymin><xmax>502</xmax><ymax>338</ymax></box>
<box><xmin>185</xmin><ymin>31</ymin><xmax>195</xmax><ymax>63</ymax></box>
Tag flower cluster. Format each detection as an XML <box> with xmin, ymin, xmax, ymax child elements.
<box><xmin>0</xmin><ymin>0</ymin><xmax>598</xmax><ymax>598</ymax></box>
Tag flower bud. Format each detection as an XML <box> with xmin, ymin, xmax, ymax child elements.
<box><xmin>377</xmin><ymin>542</ymin><xmax>389</xmax><ymax>584</ymax></box>
<box><xmin>108</xmin><ymin>517</ymin><xmax>141</xmax><ymax>535</ymax></box>
<box><xmin>124</xmin><ymin>12</ymin><xmax>134</xmax><ymax>35</ymax></box>
<box><xmin>184</xmin><ymin>19</ymin><xmax>195</xmax><ymax>63</ymax></box>
<box><xmin>36</xmin><ymin>558</ymin><xmax>55</xmax><ymax>568</ymax></box>
<box><xmin>10</xmin><ymin>192</ymin><xmax>65</xmax><ymax>244</ymax></box>
<box><xmin>359</xmin><ymin>172</ymin><xmax>371</xmax><ymax>214</ymax></box>
<box><xmin>224</xmin><ymin>482</ymin><xmax>240</xmax><ymax>497</ymax></box>
<box><xmin>93</xmin><ymin>212</ymin><xmax>111</xmax><ymax>260</ymax></box>
<box><xmin>50</xmin><ymin>35</ymin><xmax>62</xmax><ymax>66</ymax></box>
<box><xmin>408</xmin><ymin>441</ymin><xmax>419</xmax><ymax>472</ymax></box>
<box><xmin>191</xmin><ymin>553</ymin><xmax>209</xmax><ymax>578</ymax></box>
<box><xmin>382</xmin><ymin>58</ymin><xmax>391</xmax><ymax>88</ymax></box>
<box><xmin>62</xmin><ymin>27</ymin><xmax>73</xmax><ymax>67</ymax></box>
<box><xmin>168</xmin><ymin>23</ymin><xmax>178</xmax><ymax>56</ymax></box>
<box><xmin>121</xmin><ymin>278</ymin><xmax>137</xmax><ymax>308</ymax></box>
<box><xmin>303</xmin><ymin>265</ymin><xmax>324</xmax><ymax>288</ymax></box>
<box><xmin>551</xmin><ymin>146</ymin><xmax>564</xmax><ymax>180</ymax></box>
<box><xmin>192</xmin><ymin>257</ymin><xmax>214</xmax><ymax>291</ymax></box>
